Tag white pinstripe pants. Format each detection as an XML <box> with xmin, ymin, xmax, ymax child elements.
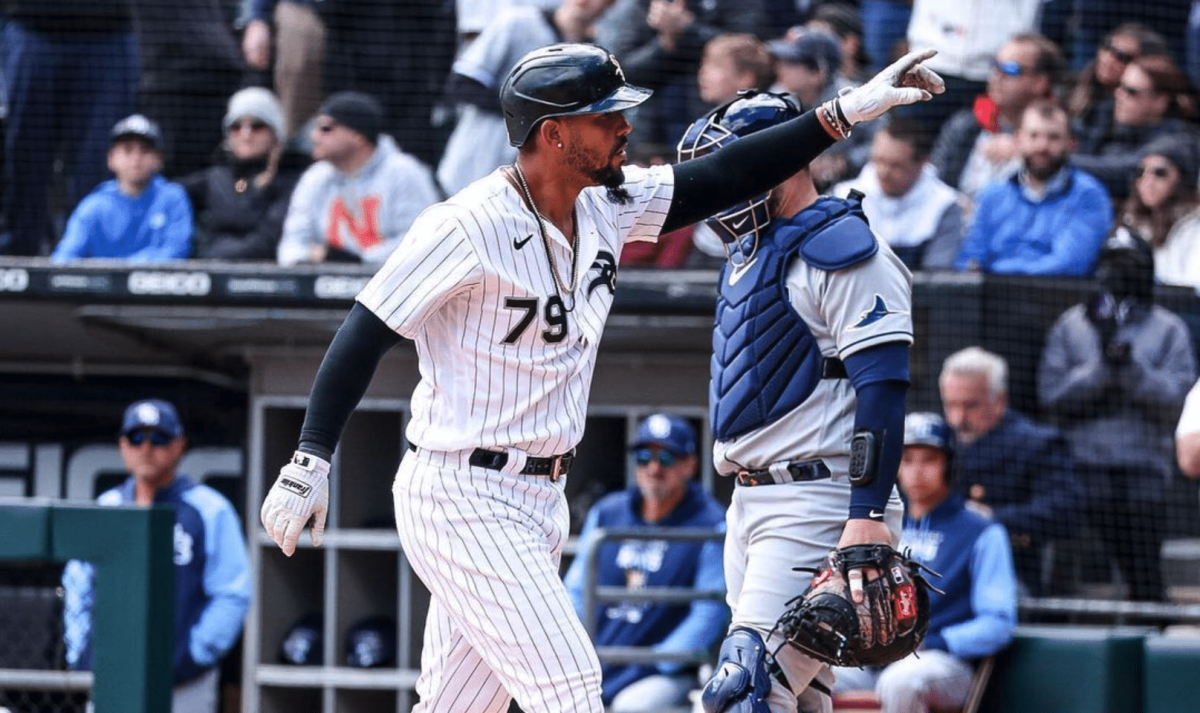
<box><xmin>394</xmin><ymin>447</ymin><xmax>604</xmax><ymax>713</ymax></box>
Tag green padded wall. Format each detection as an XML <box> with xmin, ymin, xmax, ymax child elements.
<box><xmin>1142</xmin><ymin>635</ymin><xmax>1200</xmax><ymax>713</ymax></box>
<box><xmin>0</xmin><ymin>502</ymin><xmax>174</xmax><ymax>713</ymax></box>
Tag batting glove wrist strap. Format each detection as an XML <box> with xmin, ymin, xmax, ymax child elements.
<box><xmin>837</xmin><ymin>48</ymin><xmax>943</xmax><ymax>126</ymax></box>
<box><xmin>261</xmin><ymin>450</ymin><xmax>331</xmax><ymax>556</ymax></box>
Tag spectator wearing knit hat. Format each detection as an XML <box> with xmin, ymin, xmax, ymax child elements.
<box><xmin>1131</xmin><ymin>135</ymin><xmax>1200</xmax><ymax>288</ymax></box>
<box><xmin>181</xmin><ymin>87</ymin><xmax>310</xmax><ymax>260</ymax></box>
<box><xmin>277</xmin><ymin>91</ymin><xmax>442</xmax><ymax>265</ymax></box>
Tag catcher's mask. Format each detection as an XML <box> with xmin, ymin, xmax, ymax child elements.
<box><xmin>903</xmin><ymin>411</ymin><xmax>955</xmax><ymax>482</ymax></box>
<box><xmin>676</xmin><ymin>90</ymin><xmax>802</xmax><ymax>269</ymax></box>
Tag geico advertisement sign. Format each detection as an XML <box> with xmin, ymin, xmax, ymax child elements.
<box><xmin>127</xmin><ymin>271</ymin><xmax>212</xmax><ymax>296</ymax></box>
<box><xmin>0</xmin><ymin>268</ymin><xmax>30</xmax><ymax>292</ymax></box>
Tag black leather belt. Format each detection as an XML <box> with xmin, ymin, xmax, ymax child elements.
<box><xmin>822</xmin><ymin>357</ymin><xmax>847</xmax><ymax>379</ymax></box>
<box><xmin>735</xmin><ymin>459</ymin><xmax>831</xmax><ymax>487</ymax></box>
<box><xmin>408</xmin><ymin>444</ymin><xmax>574</xmax><ymax>481</ymax></box>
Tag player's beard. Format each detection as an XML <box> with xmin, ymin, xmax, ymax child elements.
<box><xmin>566</xmin><ymin>140</ymin><xmax>632</xmax><ymax>204</ymax></box>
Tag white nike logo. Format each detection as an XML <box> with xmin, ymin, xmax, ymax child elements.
<box><xmin>869</xmin><ymin>510</ymin><xmax>885</xmax><ymax>520</ymax></box>
<box><xmin>727</xmin><ymin>257</ymin><xmax>757</xmax><ymax>287</ymax></box>
<box><xmin>731</xmin><ymin>216</ymin><xmax>750</xmax><ymax>230</ymax></box>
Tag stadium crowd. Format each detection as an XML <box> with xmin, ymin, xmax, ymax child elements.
<box><xmin>1</xmin><ymin>0</ymin><xmax>1199</xmax><ymax>282</ymax></box>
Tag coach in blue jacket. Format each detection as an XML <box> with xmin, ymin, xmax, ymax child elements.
<box><xmin>565</xmin><ymin>413</ymin><xmax>728</xmax><ymax>712</ymax></box>
<box><xmin>63</xmin><ymin>399</ymin><xmax>251</xmax><ymax>713</ymax></box>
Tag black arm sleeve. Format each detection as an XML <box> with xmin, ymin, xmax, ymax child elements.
<box><xmin>297</xmin><ymin>302</ymin><xmax>404</xmax><ymax>460</ymax></box>
<box><xmin>663</xmin><ymin>112</ymin><xmax>837</xmax><ymax>234</ymax></box>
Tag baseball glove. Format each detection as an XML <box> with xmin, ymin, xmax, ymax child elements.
<box><xmin>772</xmin><ymin>544</ymin><xmax>934</xmax><ymax>668</ymax></box>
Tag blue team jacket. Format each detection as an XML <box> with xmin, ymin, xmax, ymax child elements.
<box><xmin>62</xmin><ymin>475</ymin><xmax>251</xmax><ymax>685</ymax></box>
<box><xmin>564</xmin><ymin>482</ymin><xmax>727</xmax><ymax>703</ymax></box>
<box><xmin>899</xmin><ymin>494</ymin><xmax>1017</xmax><ymax>659</ymax></box>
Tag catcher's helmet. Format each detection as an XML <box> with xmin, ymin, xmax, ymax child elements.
<box><xmin>676</xmin><ymin>90</ymin><xmax>802</xmax><ymax>268</ymax></box>
<box><xmin>501</xmin><ymin>43</ymin><xmax>652</xmax><ymax>148</ymax></box>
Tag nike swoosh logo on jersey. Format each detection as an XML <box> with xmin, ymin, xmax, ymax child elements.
<box><xmin>514</xmin><ymin>234</ymin><xmax>534</xmax><ymax>250</ymax></box>
<box><xmin>727</xmin><ymin>257</ymin><xmax>758</xmax><ymax>287</ymax></box>
<box><xmin>869</xmin><ymin>509</ymin><xmax>885</xmax><ymax>520</ymax></box>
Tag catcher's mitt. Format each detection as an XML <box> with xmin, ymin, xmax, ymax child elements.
<box><xmin>773</xmin><ymin>544</ymin><xmax>934</xmax><ymax>668</ymax></box>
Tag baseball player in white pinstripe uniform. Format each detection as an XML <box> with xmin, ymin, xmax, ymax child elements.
<box><xmin>259</xmin><ymin>43</ymin><xmax>942</xmax><ymax>713</ymax></box>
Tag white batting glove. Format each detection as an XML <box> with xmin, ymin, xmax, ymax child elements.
<box><xmin>261</xmin><ymin>450</ymin><xmax>330</xmax><ymax>556</ymax></box>
<box><xmin>836</xmin><ymin>48</ymin><xmax>945</xmax><ymax>126</ymax></box>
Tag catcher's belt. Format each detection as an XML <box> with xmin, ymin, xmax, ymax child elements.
<box><xmin>736</xmin><ymin>459</ymin><xmax>831</xmax><ymax>487</ymax></box>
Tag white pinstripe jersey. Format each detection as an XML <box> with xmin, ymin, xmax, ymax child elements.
<box><xmin>358</xmin><ymin>164</ymin><xmax>674</xmax><ymax>456</ymax></box>
<box><xmin>713</xmin><ymin>240</ymin><xmax>914</xmax><ymax>475</ymax></box>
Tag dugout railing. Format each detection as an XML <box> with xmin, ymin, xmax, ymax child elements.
<box><xmin>579</xmin><ymin>526</ymin><xmax>727</xmax><ymax>670</ymax></box>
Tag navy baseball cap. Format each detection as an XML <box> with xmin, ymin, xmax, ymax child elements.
<box><xmin>903</xmin><ymin>412</ymin><xmax>953</xmax><ymax>454</ymax></box>
<box><xmin>632</xmin><ymin>414</ymin><xmax>697</xmax><ymax>455</ymax></box>
<box><xmin>121</xmin><ymin>399</ymin><xmax>184</xmax><ymax>438</ymax></box>
<box><xmin>111</xmin><ymin>114</ymin><xmax>163</xmax><ymax>150</ymax></box>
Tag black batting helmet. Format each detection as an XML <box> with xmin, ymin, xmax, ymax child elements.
<box><xmin>343</xmin><ymin>616</ymin><xmax>397</xmax><ymax>668</ymax></box>
<box><xmin>500</xmin><ymin>43</ymin><xmax>652</xmax><ymax>148</ymax></box>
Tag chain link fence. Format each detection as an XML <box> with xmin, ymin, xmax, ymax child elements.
<box><xmin>0</xmin><ymin>563</ymin><xmax>87</xmax><ymax>713</ymax></box>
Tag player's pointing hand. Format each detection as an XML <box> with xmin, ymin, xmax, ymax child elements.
<box><xmin>261</xmin><ymin>450</ymin><xmax>330</xmax><ymax>556</ymax></box>
<box><xmin>837</xmin><ymin>48</ymin><xmax>944</xmax><ymax>126</ymax></box>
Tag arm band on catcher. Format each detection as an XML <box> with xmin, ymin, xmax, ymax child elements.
<box><xmin>844</xmin><ymin>343</ymin><xmax>910</xmax><ymax>520</ymax></box>
<box><xmin>298</xmin><ymin>302</ymin><xmax>403</xmax><ymax>461</ymax></box>
<box><xmin>664</xmin><ymin>111</ymin><xmax>837</xmax><ymax>233</ymax></box>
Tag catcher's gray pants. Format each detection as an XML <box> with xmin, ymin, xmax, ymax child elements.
<box><xmin>723</xmin><ymin>478</ymin><xmax>903</xmax><ymax>713</ymax></box>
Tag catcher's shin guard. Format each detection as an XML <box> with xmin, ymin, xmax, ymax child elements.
<box><xmin>701</xmin><ymin>627</ymin><xmax>773</xmax><ymax>713</ymax></box>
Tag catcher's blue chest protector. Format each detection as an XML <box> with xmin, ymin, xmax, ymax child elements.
<box><xmin>711</xmin><ymin>194</ymin><xmax>877</xmax><ymax>441</ymax></box>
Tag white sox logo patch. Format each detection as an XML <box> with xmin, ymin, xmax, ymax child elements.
<box><xmin>587</xmin><ymin>250</ymin><xmax>617</xmax><ymax>296</ymax></box>
<box><xmin>279</xmin><ymin>477</ymin><xmax>312</xmax><ymax>497</ymax></box>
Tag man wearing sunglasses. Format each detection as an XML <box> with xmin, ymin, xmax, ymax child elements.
<box><xmin>930</xmin><ymin>32</ymin><xmax>1062</xmax><ymax>202</ymax></box>
<box><xmin>62</xmin><ymin>399</ymin><xmax>251</xmax><ymax>713</ymax></box>
<box><xmin>564</xmin><ymin>413</ymin><xmax>727</xmax><ymax>713</ymax></box>
<box><xmin>276</xmin><ymin>91</ymin><xmax>442</xmax><ymax>266</ymax></box>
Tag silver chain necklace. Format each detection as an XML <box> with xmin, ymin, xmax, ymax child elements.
<box><xmin>512</xmin><ymin>163</ymin><xmax>581</xmax><ymax>302</ymax></box>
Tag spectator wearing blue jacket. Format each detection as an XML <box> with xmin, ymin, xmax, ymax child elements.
<box><xmin>834</xmin><ymin>412</ymin><xmax>1018</xmax><ymax>713</ymax></box>
<box><xmin>564</xmin><ymin>413</ymin><xmax>727</xmax><ymax>713</ymax></box>
<box><xmin>63</xmin><ymin>399</ymin><xmax>251</xmax><ymax>713</ymax></box>
<box><xmin>957</xmin><ymin>99</ymin><xmax>1112</xmax><ymax>277</ymax></box>
<box><xmin>51</xmin><ymin>114</ymin><xmax>192</xmax><ymax>262</ymax></box>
